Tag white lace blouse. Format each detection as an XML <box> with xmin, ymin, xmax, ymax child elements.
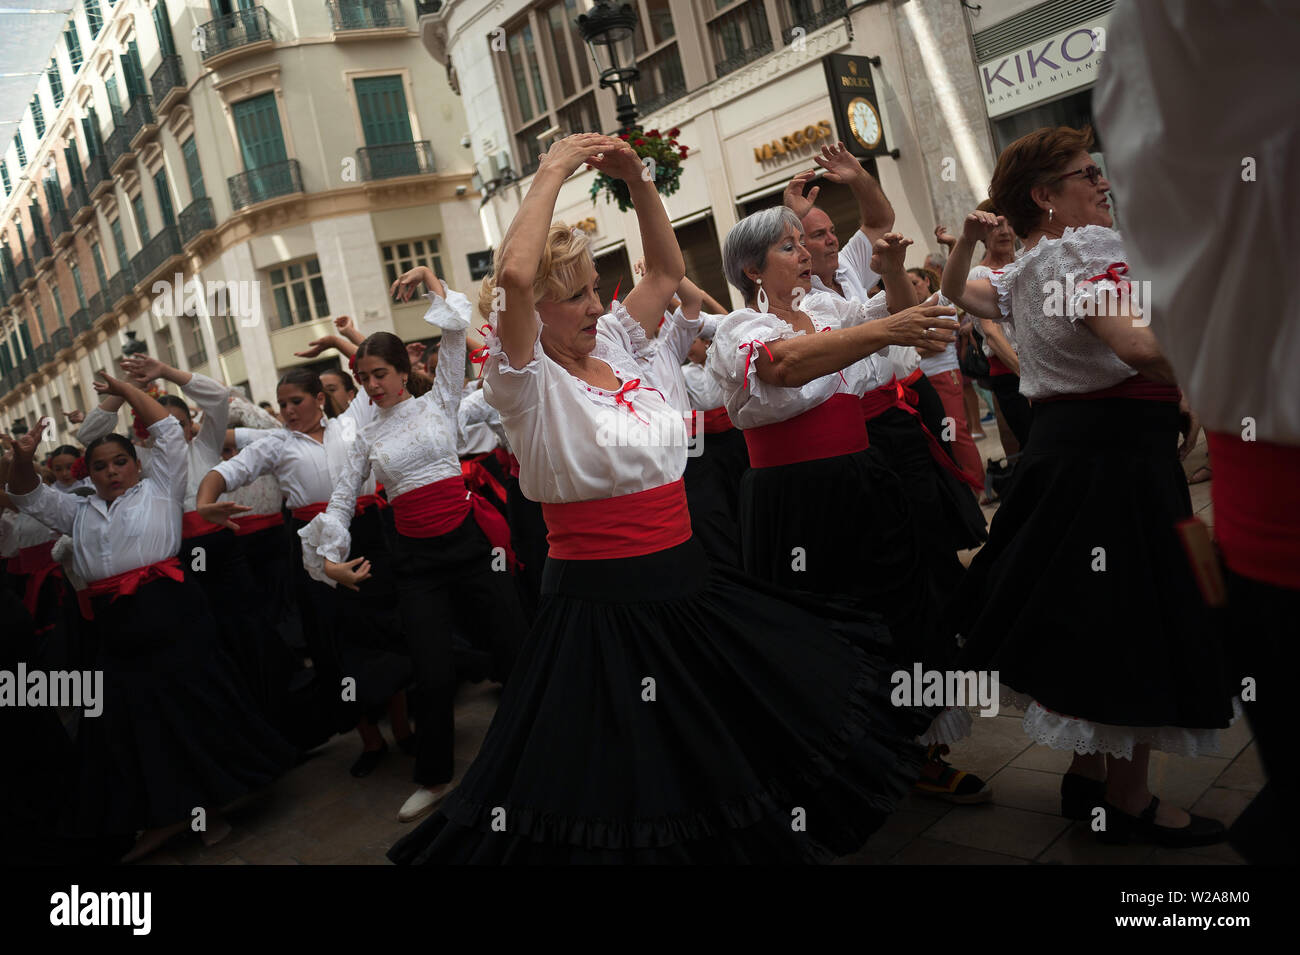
<box><xmin>7</xmin><ymin>416</ymin><xmax>187</xmax><ymax>583</ymax></box>
<box><xmin>300</xmin><ymin>288</ymin><xmax>468</xmax><ymax>583</ymax></box>
<box><xmin>707</xmin><ymin>293</ymin><xmax>893</xmax><ymax>430</ymax></box>
<box><xmin>483</xmin><ymin>301</ymin><xmax>687</xmax><ymax>504</ymax></box>
<box><xmin>988</xmin><ymin>225</ymin><xmax>1140</xmax><ymax>400</ymax></box>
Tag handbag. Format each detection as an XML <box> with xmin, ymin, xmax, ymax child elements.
<box><xmin>958</xmin><ymin>323</ymin><xmax>991</xmax><ymax>379</ymax></box>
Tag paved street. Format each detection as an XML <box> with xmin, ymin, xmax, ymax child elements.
<box><xmin>138</xmin><ymin>429</ymin><xmax>1257</xmax><ymax>866</ymax></box>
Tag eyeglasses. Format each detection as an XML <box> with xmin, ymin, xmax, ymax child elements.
<box><xmin>1055</xmin><ymin>164</ymin><xmax>1105</xmax><ymax>186</ymax></box>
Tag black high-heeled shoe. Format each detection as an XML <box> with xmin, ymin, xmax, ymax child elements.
<box><xmin>350</xmin><ymin>742</ymin><xmax>388</xmax><ymax>778</ymax></box>
<box><xmin>1096</xmin><ymin>796</ymin><xmax>1227</xmax><ymax>848</ymax></box>
<box><xmin>1061</xmin><ymin>773</ymin><xmax>1107</xmax><ymax>820</ymax></box>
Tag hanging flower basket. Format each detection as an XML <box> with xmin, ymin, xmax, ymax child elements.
<box><xmin>589</xmin><ymin>127</ymin><xmax>687</xmax><ymax>213</ymax></box>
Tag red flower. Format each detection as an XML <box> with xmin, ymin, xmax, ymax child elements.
<box><xmin>679</xmin><ymin>147</ymin><xmax>688</xmax><ymax>157</ymax></box>
<box><xmin>619</xmin><ymin>133</ymin><xmax>629</xmax><ymax>140</ymax></box>
<box><xmin>634</xmin><ymin>138</ymin><xmax>646</xmax><ymax>146</ymax></box>
<box><xmin>71</xmin><ymin>456</ymin><xmax>88</xmax><ymax>480</ymax></box>
<box><xmin>647</xmin><ymin>129</ymin><xmax>660</xmax><ymax>137</ymax></box>
<box><xmin>669</xmin><ymin>127</ymin><xmax>680</xmax><ymax>137</ymax></box>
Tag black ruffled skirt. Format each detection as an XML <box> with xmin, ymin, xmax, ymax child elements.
<box><xmin>865</xmin><ymin>407</ymin><xmax>987</xmax><ymax>557</ymax></box>
<box><xmin>387</xmin><ymin>536</ymin><xmax>929</xmax><ymax>864</ymax></box>
<box><xmin>64</xmin><ymin>575</ymin><xmax>296</xmax><ymax>836</ymax></box>
<box><xmin>739</xmin><ymin>446</ymin><xmax>950</xmax><ymax>670</ymax></box>
<box><xmin>945</xmin><ymin>399</ymin><xmax>1237</xmax><ymax>733</ymax></box>
<box><xmin>683</xmin><ymin>426</ymin><xmax>749</xmax><ymax>568</ymax></box>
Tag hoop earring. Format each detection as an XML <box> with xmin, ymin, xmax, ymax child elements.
<box><xmin>756</xmin><ymin>278</ymin><xmax>769</xmax><ymax>314</ymax></box>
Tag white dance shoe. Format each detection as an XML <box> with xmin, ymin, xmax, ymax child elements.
<box><xmin>397</xmin><ymin>786</ymin><xmax>447</xmax><ymax>823</ymax></box>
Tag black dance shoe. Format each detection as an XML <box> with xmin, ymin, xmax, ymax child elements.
<box><xmin>1060</xmin><ymin>773</ymin><xmax>1107</xmax><ymax>821</ymax></box>
<box><xmin>350</xmin><ymin>742</ymin><xmax>388</xmax><ymax>778</ymax></box>
<box><xmin>1096</xmin><ymin>796</ymin><xmax>1227</xmax><ymax>848</ymax></box>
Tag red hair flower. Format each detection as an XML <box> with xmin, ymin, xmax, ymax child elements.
<box><xmin>71</xmin><ymin>456</ymin><xmax>88</xmax><ymax>480</ymax></box>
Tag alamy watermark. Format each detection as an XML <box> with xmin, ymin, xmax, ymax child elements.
<box><xmin>151</xmin><ymin>272</ymin><xmax>262</xmax><ymax>328</ymax></box>
<box><xmin>1</xmin><ymin>663</ymin><xmax>102</xmax><ymax>717</ymax></box>
<box><xmin>890</xmin><ymin>664</ymin><xmax>1000</xmax><ymax>717</ymax></box>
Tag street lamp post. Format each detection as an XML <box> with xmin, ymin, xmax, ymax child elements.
<box><xmin>577</xmin><ymin>1</ymin><xmax>641</xmax><ymax>131</ymax></box>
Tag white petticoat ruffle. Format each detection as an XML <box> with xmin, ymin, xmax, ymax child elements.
<box><xmin>297</xmin><ymin>512</ymin><xmax>351</xmax><ymax>588</ymax></box>
<box><xmin>918</xmin><ymin>706</ymin><xmax>974</xmax><ymax>747</ymax></box>
<box><xmin>1000</xmin><ymin>686</ymin><xmax>1244</xmax><ymax>760</ymax></box>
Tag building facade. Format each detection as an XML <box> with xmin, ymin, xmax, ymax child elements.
<box><xmin>1</xmin><ymin>0</ymin><xmax>481</xmax><ymax>449</ymax></box>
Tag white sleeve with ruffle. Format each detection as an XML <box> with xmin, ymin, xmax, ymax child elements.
<box><xmin>706</xmin><ymin>309</ymin><xmax>841</xmax><ymax>429</ymax></box>
<box><xmin>482</xmin><ymin>313</ymin><xmax>548</xmax><ymax>418</ymax></box>
<box><xmin>298</xmin><ymin>427</ymin><xmax>370</xmax><ymax>586</ymax></box>
<box><xmin>1058</xmin><ymin>225</ymin><xmax>1133</xmax><ymax>323</ymax></box>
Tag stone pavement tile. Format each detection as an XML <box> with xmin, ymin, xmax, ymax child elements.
<box><xmin>922</xmin><ymin>803</ymin><xmax>1068</xmax><ymax>860</ymax></box>
<box><xmin>1148</xmin><ymin>847</ymin><xmax>1238</xmax><ymax>865</ymax></box>
<box><xmin>191</xmin><ymin>845</ymin><xmax>240</xmax><ymax>866</ymax></box>
<box><xmin>944</xmin><ymin>714</ymin><xmax>1032</xmax><ymax>781</ymax></box>
<box><xmin>900</xmin><ymin>792</ymin><xmax>955</xmax><ymax>818</ymax></box>
<box><xmin>988</xmin><ymin>766</ymin><xmax>1064</xmax><ymax>817</ymax></box>
<box><xmin>333</xmin><ymin>848</ymin><xmax>392</xmax><ymax>865</ymax></box>
<box><xmin>229</xmin><ymin>825</ymin><xmax>309</xmax><ymax>865</ymax></box>
<box><xmin>220</xmin><ymin>857</ymin><xmax>248</xmax><ymax>865</ymax></box>
<box><xmin>892</xmin><ymin>837</ymin><xmax>1028</xmax><ymax>865</ymax></box>
<box><xmin>836</xmin><ymin>808</ymin><xmax>939</xmax><ymax>864</ymax></box>
<box><xmin>1146</xmin><ymin>752</ymin><xmax>1231</xmax><ymax>811</ymax></box>
<box><xmin>1214</xmin><ymin>717</ymin><xmax>1254</xmax><ymax>761</ymax></box>
<box><xmin>1215</xmin><ymin>742</ymin><xmax>1264</xmax><ymax>793</ymax></box>
<box><xmin>1009</xmin><ymin>743</ymin><xmax>1075</xmax><ymax>774</ymax></box>
<box><xmin>285</xmin><ymin>831</ymin><xmax>353</xmax><ymax>865</ymax></box>
<box><xmin>1037</xmin><ymin>823</ymin><xmax>1155</xmax><ymax>865</ymax></box>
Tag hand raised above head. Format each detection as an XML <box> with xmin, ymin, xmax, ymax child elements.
<box><xmin>869</xmin><ymin>232</ymin><xmax>913</xmax><ymax>275</ymax></box>
<box><xmin>961</xmin><ymin>210</ymin><xmax>1003</xmax><ymax>245</ymax></box>
<box><xmin>782</xmin><ymin>169</ymin><xmax>820</xmax><ymax>219</ymax></box>
<box><xmin>812</xmin><ymin>141</ymin><xmax>863</xmax><ymax>184</ymax></box>
<box><xmin>539</xmin><ymin>133</ymin><xmax>627</xmax><ymax>180</ymax></box>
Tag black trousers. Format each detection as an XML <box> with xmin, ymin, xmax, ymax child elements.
<box><xmin>1225</xmin><ymin>568</ymin><xmax>1298</xmax><ymax>864</ymax></box>
<box><xmin>987</xmin><ymin>372</ymin><xmax>1033</xmax><ymax>448</ymax></box>
<box><xmin>386</xmin><ymin>514</ymin><xmax>527</xmax><ymax>786</ymax></box>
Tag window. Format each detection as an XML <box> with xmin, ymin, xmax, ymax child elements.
<box><xmin>631</xmin><ymin>1</ymin><xmax>685</xmax><ymax>115</ymax></box>
<box><xmin>380</xmin><ymin>237</ymin><xmax>444</xmax><ymax>288</ymax></box>
<box><xmin>182</xmin><ymin>136</ymin><xmax>206</xmax><ymax>200</ymax></box>
<box><xmin>131</xmin><ymin>193</ymin><xmax>149</xmax><ymax>244</ymax></box>
<box><xmin>216</xmin><ymin>313</ymin><xmax>239</xmax><ymax>353</ymax></box>
<box><xmin>153</xmin><ymin>168</ymin><xmax>175</xmax><ymax>226</ymax></box>
<box><xmin>153</xmin><ymin>0</ymin><xmax>176</xmax><ymax>58</ymax></box>
<box><xmin>89</xmin><ymin>242</ymin><xmax>108</xmax><ymax>290</ymax></box>
<box><xmin>109</xmin><ymin>217</ymin><xmax>128</xmax><ymax>273</ymax></box>
<box><xmin>85</xmin><ymin>0</ymin><xmax>104</xmax><ymax>38</ymax></box>
<box><xmin>778</xmin><ymin>0</ymin><xmax>847</xmax><ymax>43</ymax></box>
<box><xmin>49</xmin><ymin>61</ymin><xmax>64</xmax><ymax>106</ymax></box>
<box><xmin>105</xmin><ymin>74</ymin><xmax>123</xmax><ymax>120</ymax></box>
<box><xmin>1</xmin><ymin>161</ymin><xmax>9</xmax><ymax>196</ymax></box>
<box><xmin>707</xmin><ymin>0</ymin><xmax>774</xmax><ymax>78</ymax></box>
<box><xmin>34</xmin><ymin>303</ymin><xmax>45</xmax><ymax>333</ymax></box>
<box><xmin>182</xmin><ymin>315</ymin><xmax>207</xmax><ymax>367</ymax></box>
<box><xmin>268</xmin><ymin>258</ymin><xmax>329</xmax><ymax>329</ymax></box>
<box><xmin>51</xmin><ymin>283</ymin><xmax>66</xmax><ymax>326</ymax></box>
<box><xmin>32</xmin><ymin>96</ymin><xmax>46</xmax><ymax>138</ymax></box>
<box><xmin>71</xmin><ymin>262</ymin><xmax>87</xmax><ymax>308</ymax></box>
<box><xmin>16</xmin><ymin>132</ymin><xmax>27</xmax><ymax>167</ymax></box>
<box><xmin>232</xmin><ymin>93</ymin><xmax>288</xmax><ymax>171</ymax></box>
<box><xmin>155</xmin><ymin>324</ymin><xmax>177</xmax><ymax>367</ymax></box>
<box><xmin>65</xmin><ymin>25</ymin><xmax>83</xmax><ymax>72</ymax></box>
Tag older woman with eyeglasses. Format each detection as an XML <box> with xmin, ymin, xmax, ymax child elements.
<box><xmin>941</xmin><ymin>125</ymin><xmax>1237</xmax><ymax>848</ymax></box>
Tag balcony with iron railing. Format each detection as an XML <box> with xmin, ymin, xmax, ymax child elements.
<box><xmin>86</xmin><ymin>289</ymin><xmax>108</xmax><ymax>323</ymax></box>
<box><xmin>86</xmin><ymin>153</ymin><xmax>113</xmax><ymax>201</ymax></box>
<box><xmin>131</xmin><ymin>225</ymin><xmax>184</xmax><ymax>289</ymax></box>
<box><xmin>781</xmin><ymin>0</ymin><xmax>847</xmax><ymax>43</ymax></box>
<box><xmin>357</xmin><ymin>141</ymin><xmax>435</xmax><ymax>181</ymax></box>
<box><xmin>415</xmin><ymin>1</ymin><xmax>443</xmax><ymax>15</ymax></box>
<box><xmin>150</xmin><ymin>54</ymin><xmax>187</xmax><ymax>115</ymax></box>
<box><xmin>18</xmin><ymin>353</ymin><xmax>36</xmax><ymax>380</ymax></box>
<box><xmin>711</xmin><ymin>0</ymin><xmax>774</xmax><ymax>78</ymax></box>
<box><xmin>178</xmin><ymin>196</ymin><xmax>217</xmax><ymax>246</ymax></box>
<box><xmin>107</xmin><ymin>268</ymin><xmax>135</xmax><ymax>307</ymax></box>
<box><xmin>34</xmin><ymin>342</ymin><xmax>53</xmax><ymax>368</ymax></box>
<box><xmin>32</xmin><ymin>234</ymin><xmax>54</xmax><ymax>272</ymax></box>
<box><xmin>51</xmin><ymin>207</ymin><xmax>74</xmax><ymax>247</ymax></box>
<box><xmin>52</xmin><ymin>325</ymin><xmax>74</xmax><ymax>353</ymax></box>
<box><xmin>105</xmin><ymin>123</ymin><xmax>134</xmax><ymax>175</ymax></box>
<box><xmin>228</xmin><ymin>159</ymin><xmax>303</xmax><ymax>211</ymax></box>
<box><xmin>216</xmin><ymin>326</ymin><xmax>241</xmax><ymax>354</ymax></box>
<box><xmin>328</xmin><ymin>0</ymin><xmax>406</xmax><ymax>34</ymax></box>
<box><xmin>14</xmin><ymin>256</ymin><xmax>35</xmax><ymax>291</ymax></box>
<box><xmin>198</xmin><ymin>7</ymin><xmax>274</xmax><ymax>67</ymax></box>
<box><xmin>70</xmin><ymin>307</ymin><xmax>94</xmax><ymax>336</ymax></box>
<box><xmin>123</xmin><ymin>96</ymin><xmax>159</xmax><ymax>150</ymax></box>
<box><xmin>67</xmin><ymin>181</ymin><xmax>92</xmax><ymax>223</ymax></box>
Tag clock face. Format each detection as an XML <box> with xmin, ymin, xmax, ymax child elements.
<box><xmin>848</xmin><ymin>97</ymin><xmax>882</xmax><ymax>150</ymax></box>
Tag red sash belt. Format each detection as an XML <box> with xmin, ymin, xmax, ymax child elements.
<box><xmin>233</xmin><ymin>511</ymin><xmax>285</xmax><ymax>536</ymax></box>
<box><xmin>78</xmin><ymin>556</ymin><xmax>185</xmax><ymax>620</ymax></box>
<box><xmin>1039</xmin><ymin>374</ymin><xmax>1181</xmax><ymax>404</ymax></box>
<box><xmin>181</xmin><ymin>509</ymin><xmax>224</xmax><ymax>539</ymax></box>
<box><xmin>988</xmin><ymin>355</ymin><xmax>1014</xmax><ymax>377</ymax></box>
<box><xmin>495</xmin><ymin>448</ymin><xmax>520</xmax><ymax>479</ymax></box>
<box><xmin>542</xmin><ymin>478</ymin><xmax>692</xmax><ymax>560</ymax></box>
<box><xmin>1206</xmin><ymin>431</ymin><xmax>1300</xmax><ymax>590</ymax></box>
<box><xmin>684</xmin><ymin>408</ymin><xmax>736</xmax><ymax>438</ymax></box>
<box><xmin>11</xmin><ymin>540</ymin><xmax>62</xmax><ymax>618</ymax></box>
<box><xmin>289</xmin><ymin>494</ymin><xmax>388</xmax><ymax>524</ymax></box>
<box><xmin>392</xmin><ymin>476</ymin><xmax>519</xmax><ymax>570</ymax></box>
<box><xmin>744</xmin><ymin>393</ymin><xmax>869</xmax><ymax>469</ymax></box>
<box><xmin>461</xmin><ymin>453</ymin><xmax>508</xmax><ymax>506</ymax></box>
<box><xmin>861</xmin><ymin>372</ymin><xmax>984</xmax><ymax>491</ymax></box>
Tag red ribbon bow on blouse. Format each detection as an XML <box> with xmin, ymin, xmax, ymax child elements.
<box><xmin>468</xmin><ymin>324</ymin><xmax>494</xmax><ymax>380</ymax></box>
<box><xmin>611</xmin><ymin>378</ymin><xmax>663</xmax><ymax>424</ymax></box>
<box><xmin>1082</xmin><ymin>261</ymin><xmax>1131</xmax><ymax>290</ymax></box>
<box><xmin>739</xmin><ymin>340</ymin><xmax>776</xmax><ymax>387</ymax></box>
